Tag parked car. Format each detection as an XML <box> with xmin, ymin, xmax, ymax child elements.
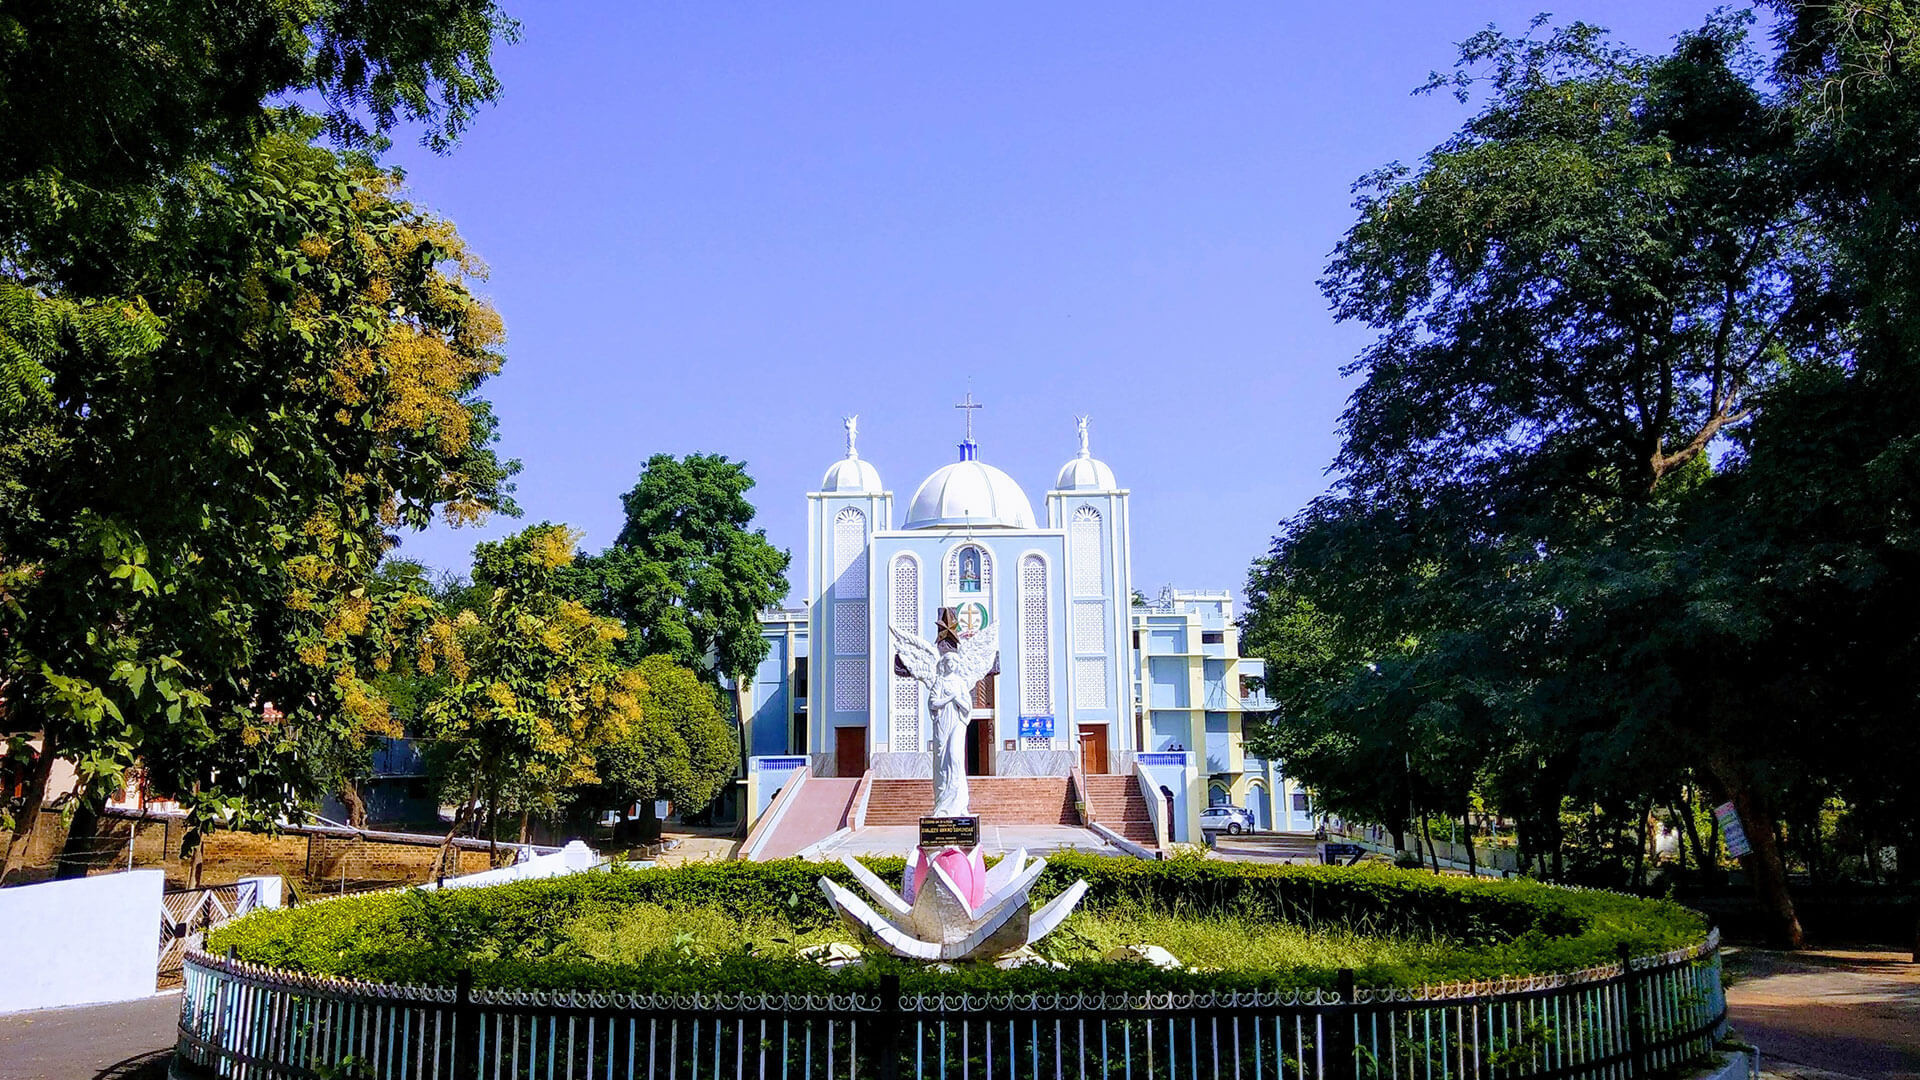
<box><xmin>1199</xmin><ymin>805</ymin><xmax>1256</xmax><ymax>835</ymax></box>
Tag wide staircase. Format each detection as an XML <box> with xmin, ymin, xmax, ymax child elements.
<box><xmin>864</xmin><ymin>777</ymin><xmax>1077</xmax><ymax>827</ymax></box>
<box><xmin>1081</xmin><ymin>774</ymin><xmax>1158</xmax><ymax>846</ymax></box>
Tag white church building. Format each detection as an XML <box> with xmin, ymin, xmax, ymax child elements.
<box><xmin>741</xmin><ymin>411</ymin><xmax>1315</xmax><ymax>843</ymax></box>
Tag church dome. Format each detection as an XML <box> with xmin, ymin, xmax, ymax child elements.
<box><xmin>1054</xmin><ymin>416</ymin><xmax>1117</xmax><ymax>491</ymax></box>
<box><xmin>905</xmin><ymin>453</ymin><xmax>1036</xmax><ymax>529</ymax></box>
<box><xmin>1055</xmin><ymin>454</ymin><xmax>1116</xmax><ymax>491</ymax></box>
<box><xmin>821</xmin><ymin>456</ymin><xmax>882</xmax><ymax>493</ymax></box>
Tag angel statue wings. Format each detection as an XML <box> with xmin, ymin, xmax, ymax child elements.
<box><xmin>889</xmin><ymin>623</ymin><xmax>1000</xmax><ymax>818</ymax></box>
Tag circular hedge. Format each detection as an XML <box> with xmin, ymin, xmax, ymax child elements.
<box><xmin>207</xmin><ymin>853</ymin><xmax>1707</xmax><ymax>994</ymax></box>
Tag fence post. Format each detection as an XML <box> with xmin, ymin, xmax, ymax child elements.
<box><xmin>1331</xmin><ymin>968</ymin><xmax>1357</xmax><ymax>1080</ymax></box>
<box><xmin>1618</xmin><ymin>943</ymin><xmax>1647</xmax><ymax>1078</ymax></box>
<box><xmin>876</xmin><ymin>972</ymin><xmax>902</xmax><ymax>1080</ymax></box>
<box><xmin>454</xmin><ymin>968</ymin><xmax>476</xmax><ymax>1080</ymax></box>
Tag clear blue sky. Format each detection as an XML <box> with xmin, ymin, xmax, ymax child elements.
<box><xmin>384</xmin><ymin>2</ymin><xmax>1757</xmax><ymax>601</ymax></box>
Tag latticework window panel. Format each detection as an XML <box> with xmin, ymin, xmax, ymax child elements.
<box><xmin>1069</xmin><ymin>507</ymin><xmax>1102</xmax><ymax>596</ymax></box>
<box><xmin>834</xmin><ymin>601</ymin><xmax>867</xmax><ymax>655</ymax></box>
<box><xmin>832</xmin><ymin>658</ymin><xmax>868</xmax><ymax>711</ymax></box>
<box><xmin>1018</xmin><ymin>554</ymin><xmax>1051</xmax><ymax>721</ymax></box>
<box><xmin>1076</xmin><ymin>656</ymin><xmax>1109</xmax><ymax>710</ymax></box>
<box><xmin>890</xmin><ymin>555</ymin><xmax>921</xmax><ymax>752</ymax></box>
<box><xmin>1073</xmin><ymin>600</ymin><xmax>1106</xmax><ymax>654</ymax></box>
<box><xmin>833</xmin><ymin>508</ymin><xmax>867</xmax><ymax>599</ymax></box>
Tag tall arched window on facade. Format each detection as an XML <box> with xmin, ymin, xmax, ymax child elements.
<box><xmin>1018</xmin><ymin>553</ymin><xmax>1052</xmax><ymax>745</ymax></box>
<box><xmin>889</xmin><ymin>554</ymin><xmax>921</xmax><ymax>752</ymax></box>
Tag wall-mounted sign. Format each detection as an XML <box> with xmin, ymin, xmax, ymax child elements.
<box><xmin>1018</xmin><ymin>715</ymin><xmax>1055</xmax><ymax>739</ymax></box>
<box><xmin>1714</xmin><ymin>801</ymin><xmax>1752</xmax><ymax>859</ymax></box>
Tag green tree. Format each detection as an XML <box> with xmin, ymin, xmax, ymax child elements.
<box><xmin>1243</xmin><ymin>13</ymin><xmax>1822</xmax><ymax>939</ymax></box>
<box><xmin>571</xmin><ymin>454</ymin><xmax>791</xmax><ymax>757</ymax></box>
<box><xmin>0</xmin><ymin>2</ymin><xmax>518</xmax><ymax>881</ymax></box>
<box><xmin>421</xmin><ymin>525</ymin><xmax>638</xmax><ymax>868</ymax></box>
<box><xmin>574</xmin><ymin>655</ymin><xmax>739</xmax><ymax>843</ymax></box>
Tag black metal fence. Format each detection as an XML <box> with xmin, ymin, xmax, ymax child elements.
<box><xmin>175</xmin><ymin>931</ymin><xmax>1726</xmax><ymax>1080</ymax></box>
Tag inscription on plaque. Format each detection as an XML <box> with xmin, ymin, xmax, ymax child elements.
<box><xmin>918</xmin><ymin>815</ymin><xmax>980</xmax><ymax>848</ymax></box>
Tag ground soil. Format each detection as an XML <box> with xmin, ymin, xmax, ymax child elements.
<box><xmin>1727</xmin><ymin>946</ymin><xmax>1920</xmax><ymax>1080</ymax></box>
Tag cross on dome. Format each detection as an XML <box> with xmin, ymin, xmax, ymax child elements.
<box><xmin>955</xmin><ymin>389</ymin><xmax>983</xmax><ymax>441</ymax></box>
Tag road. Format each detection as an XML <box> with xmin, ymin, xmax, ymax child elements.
<box><xmin>0</xmin><ymin>994</ymin><xmax>177</xmax><ymax>1080</ymax></box>
<box><xmin>1726</xmin><ymin>946</ymin><xmax>1920</xmax><ymax>1080</ymax></box>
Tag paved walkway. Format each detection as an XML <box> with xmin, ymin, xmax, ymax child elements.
<box><xmin>0</xmin><ymin>994</ymin><xmax>179</xmax><ymax>1079</ymax></box>
<box><xmin>1726</xmin><ymin>946</ymin><xmax>1920</xmax><ymax>1080</ymax></box>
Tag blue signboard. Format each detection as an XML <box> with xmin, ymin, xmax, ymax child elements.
<box><xmin>1017</xmin><ymin>715</ymin><xmax>1055</xmax><ymax>739</ymax></box>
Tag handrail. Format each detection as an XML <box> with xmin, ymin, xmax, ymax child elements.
<box><xmin>739</xmin><ymin>767</ymin><xmax>811</xmax><ymax>860</ymax></box>
<box><xmin>848</xmin><ymin>770</ymin><xmax>874</xmax><ymax>830</ymax></box>
<box><xmin>1067</xmin><ymin>764</ymin><xmax>1091</xmax><ymax>827</ymax></box>
<box><xmin>1133</xmin><ymin>760</ymin><xmax>1168</xmax><ymax>852</ymax></box>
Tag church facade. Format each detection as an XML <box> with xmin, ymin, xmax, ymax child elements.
<box><xmin>741</xmin><ymin>415</ymin><xmax>1314</xmax><ymax>841</ymax></box>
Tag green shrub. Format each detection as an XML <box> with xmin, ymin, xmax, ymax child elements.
<box><xmin>209</xmin><ymin>853</ymin><xmax>1706</xmax><ymax>995</ymax></box>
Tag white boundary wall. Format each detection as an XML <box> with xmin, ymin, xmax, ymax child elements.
<box><xmin>423</xmin><ymin>840</ymin><xmax>598</xmax><ymax>891</ymax></box>
<box><xmin>0</xmin><ymin>869</ymin><xmax>162</xmax><ymax>1013</ymax></box>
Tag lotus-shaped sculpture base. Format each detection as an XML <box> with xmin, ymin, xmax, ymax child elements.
<box><xmin>819</xmin><ymin>847</ymin><xmax>1088</xmax><ymax>963</ymax></box>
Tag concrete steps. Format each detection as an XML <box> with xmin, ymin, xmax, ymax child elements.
<box><xmin>863</xmin><ymin>777</ymin><xmax>1077</xmax><ymax>827</ymax></box>
<box><xmin>1081</xmin><ymin>775</ymin><xmax>1158</xmax><ymax>845</ymax></box>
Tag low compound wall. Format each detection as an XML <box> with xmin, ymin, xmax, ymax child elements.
<box><xmin>0</xmin><ymin>868</ymin><xmax>163</xmax><ymax>1014</ymax></box>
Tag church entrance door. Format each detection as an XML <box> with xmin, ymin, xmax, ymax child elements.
<box><xmin>1078</xmin><ymin>724</ymin><xmax>1108</xmax><ymax>774</ymax></box>
<box><xmin>834</xmin><ymin>727</ymin><xmax>867</xmax><ymax>778</ymax></box>
<box><xmin>967</xmin><ymin>716</ymin><xmax>994</xmax><ymax>776</ymax></box>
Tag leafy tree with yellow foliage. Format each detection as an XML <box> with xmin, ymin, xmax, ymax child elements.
<box><xmin>420</xmin><ymin>525</ymin><xmax>640</xmax><ymax>869</ymax></box>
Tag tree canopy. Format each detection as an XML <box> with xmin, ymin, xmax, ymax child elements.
<box><xmin>0</xmin><ymin>2</ymin><xmax>520</xmax><ymax>880</ymax></box>
<box><xmin>1244</xmin><ymin>4</ymin><xmax>1920</xmax><ymax>946</ymax></box>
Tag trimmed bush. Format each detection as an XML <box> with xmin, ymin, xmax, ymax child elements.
<box><xmin>209</xmin><ymin>853</ymin><xmax>1706</xmax><ymax>994</ymax></box>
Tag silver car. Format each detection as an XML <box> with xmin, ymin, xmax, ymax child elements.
<box><xmin>1199</xmin><ymin>805</ymin><xmax>1256</xmax><ymax>835</ymax></box>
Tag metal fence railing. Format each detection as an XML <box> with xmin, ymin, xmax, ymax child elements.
<box><xmin>174</xmin><ymin>930</ymin><xmax>1726</xmax><ymax>1080</ymax></box>
<box><xmin>161</xmin><ymin>880</ymin><xmax>262</xmax><ymax>983</ymax></box>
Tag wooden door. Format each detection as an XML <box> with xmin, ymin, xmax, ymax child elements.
<box><xmin>1078</xmin><ymin>724</ymin><xmax>1109</xmax><ymax>774</ymax></box>
<box><xmin>834</xmin><ymin>726</ymin><xmax>867</xmax><ymax>778</ymax></box>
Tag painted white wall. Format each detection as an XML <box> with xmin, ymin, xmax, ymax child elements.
<box><xmin>0</xmin><ymin>869</ymin><xmax>162</xmax><ymax>1014</ymax></box>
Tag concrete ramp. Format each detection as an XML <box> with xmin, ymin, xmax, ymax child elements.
<box><xmin>752</xmin><ymin>778</ymin><xmax>859</xmax><ymax>861</ymax></box>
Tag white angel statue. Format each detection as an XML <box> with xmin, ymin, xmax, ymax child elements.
<box><xmin>889</xmin><ymin>623</ymin><xmax>999</xmax><ymax>817</ymax></box>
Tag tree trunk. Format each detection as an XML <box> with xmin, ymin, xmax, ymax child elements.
<box><xmin>1678</xmin><ymin>786</ymin><xmax>1707</xmax><ymax>886</ymax></box>
<box><xmin>2</xmin><ymin>734</ymin><xmax>56</xmax><ymax>883</ymax></box>
<box><xmin>435</xmin><ymin>778</ymin><xmax>482</xmax><ymax>881</ymax></box>
<box><xmin>188</xmin><ymin>827</ymin><xmax>205</xmax><ymax>889</ymax></box>
<box><xmin>338</xmin><ymin>780</ymin><xmax>368</xmax><ymax>829</ymax></box>
<box><xmin>1463</xmin><ymin>815</ymin><xmax>1478</xmax><ymax>877</ymax></box>
<box><xmin>54</xmin><ymin>799</ymin><xmax>100</xmax><ymax>879</ymax></box>
<box><xmin>1708</xmin><ymin>754</ymin><xmax>1806</xmax><ymax>948</ymax></box>
<box><xmin>1632</xmin><ymin>798</ymin><xmax>1652</xmax><ymax>889</ymax></box>
<box><xmin>1420</xmin><ymin>815</ymin><xmax>1440</xmax><ymax>873</ymax></box>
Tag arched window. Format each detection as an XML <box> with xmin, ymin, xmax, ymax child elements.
<box><xmin>1018</xmin><ymin>554</ymin><xmax>1052</xmax><ymax>732</ymax></box>
<box><xmin>890</xmin><ymin>555</ymin><xmax>921</xmax><ymax>752</ymax></box>
<box><xmin>833</xmin><ymin>507</ymin><xmax>867</xmax><ymax>599</ymax></box>
<box><xmin>959</xmin><ymin>547</ymin><xmax>981</xmax><ymax>593</ymax></box>
<box><xmin>1069</xmin><ymin>506</ymin><xmax>1102</xmax><ymax>596</ymax></box>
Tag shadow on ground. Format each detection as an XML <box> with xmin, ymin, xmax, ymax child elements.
<box><xmin>92</xmin><ymin>1050</ymin><xmax>171</xmax><ymax>1079</ymax></box>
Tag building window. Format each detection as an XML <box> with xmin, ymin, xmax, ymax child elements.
<box><xmin>1069</xmin><ymin>507</ymin><xmax>1102</xmax><ymax>596</ymax></box>
<box><xmin>793</xmin><ymin>658</ymin><xmax>808</xmax><ymax>698</ymax></box>
<box><xmin>1202</xmin><ymin>630</ymin><xmax>1224</xmax><ymax>645</ymax></box>
<box><xmin>1292</xmin><ymin>792</ymin><xmax>1310</xmax><ymax>812</ymax></box>
<box><xmin>959</xmin><ymin>547</ymin><xmax>981</xmax><ymax>593</ymax></box>
<box><xmin>1018</xmin><ymin>554</ymin><xmax>1052</xmax><ymax>721</ymax></box>
<box><xmin>890</xmin><ymin>555</ymin><xmax>921</xmax><ymax>752</ymax></box>
<box><xmin>833</xmin><ymin>507</ymin><xmax>867</xmax><ymax>599</ymax></box>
